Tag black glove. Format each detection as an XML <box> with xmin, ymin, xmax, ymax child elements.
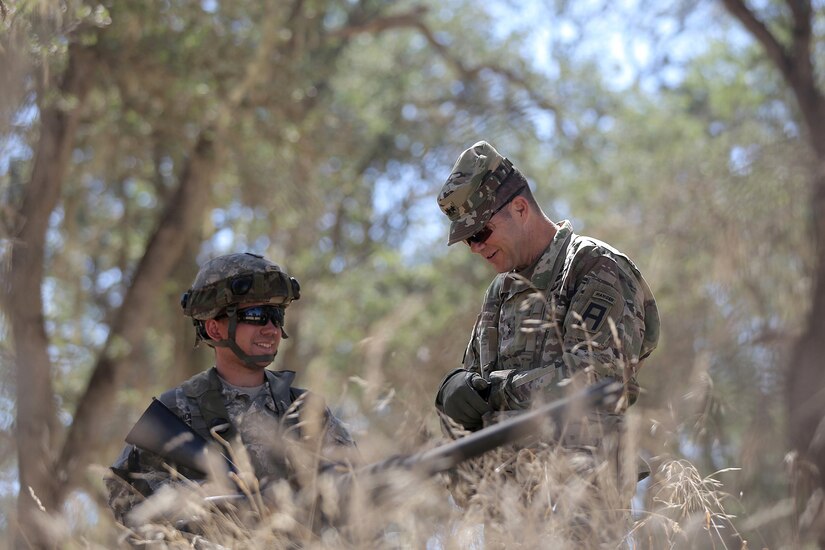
<box><xmin>435</xmin><ymin>369</ymin><xmax>492</xmax><ymax>431</ymax></box>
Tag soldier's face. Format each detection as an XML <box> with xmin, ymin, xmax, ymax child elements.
<box><xmin>213</xmin><ymin>302</ymin><xmax>283</xmax><ymax>368</ymax></box>
<box><xmin>467</xmin><ymin>208</ymin><xmax>524</xmax><ymax>272</ymax></box>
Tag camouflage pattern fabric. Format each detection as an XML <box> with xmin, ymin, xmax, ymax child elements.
<box><xmin>190</xmin><ymin>253</ymin><xmax>281</xmax><ymax>292</ymax></box>
<box><xmin>182</xmin><ymin>252</ymin><xmax>299</xmax><ymax>321</ymax></box>
<box><xmin>456</xmin><ymin>220</ymin><xmax>659</xmax><ymax>441</ymax></box>
<box><xmin>437</xmin><ymin>141</ymin><xmax>524</xmax><ymax>245</ymax></box>
<box><xmin>105</xmin><ymin>368</ymin><xmax>354</xmax><ymax>524</ymax></box>
<box><xmin>221</xmin><ymin>379</ymin><xmax>355</xmax><ymax>485</ymax></box>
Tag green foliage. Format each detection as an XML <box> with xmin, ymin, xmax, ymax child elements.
<box><xmin>1</xmin><ymin>0</ymin><xmax>822</xmax><ymax>546</ymax></box>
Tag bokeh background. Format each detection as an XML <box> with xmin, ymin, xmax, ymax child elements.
<box><xmin>2</xmin><ymin>0</ymin><xmax>825</xmax><ymax>547</ymax></box>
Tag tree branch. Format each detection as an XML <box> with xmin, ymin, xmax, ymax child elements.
<box><xmin>55</xmin><ymin>131</ymin><xmax>214</xmax><ymax>496</ymax></box>
<box><xmin>721</xmin><ymin>0</ymin><xmax>824</xmax><ymax>154</ymax></box>
<box><xmin>330</xmin><ymin>4</ymin><xmax>560</xmax><ymax>116</ymax></box>
<box><xmin>54</xmin><ymin>2</ymin><xmax>290</xmax><ymax>496</ymax></box>
<box><xmin>720</xmin><ymin>0</ymin><xmax>794</xmax><ymax>82</ymax></box>
<box><xmin>407</xmin><ymin>14</ymin><xmax>562</xmax><ymax>116</ymax></box>
<box><xmin>328</xmin><ymin>6</ymin><xmax>429</xmax><ymax>39</ymax></box>
<box><xmin>5</xmin><ymin>40</ymin><xmax>97</xmax><ymax>544</ymax></box>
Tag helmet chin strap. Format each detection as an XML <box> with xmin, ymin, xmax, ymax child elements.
<box><xmin>211</xmin><ymin>305</ymin><xmax>277</xmax><ymax>367</ymax></box>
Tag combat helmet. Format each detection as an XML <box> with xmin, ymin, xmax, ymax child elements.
<box><xmin>180</xmin><ymin>252</ymin><xmax>300</xmax><ymax>365</ymax></box>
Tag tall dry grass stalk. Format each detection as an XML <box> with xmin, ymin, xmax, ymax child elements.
<box><xmin>89</xmin><ymin>438</ymin><xmax>747</xmax><ymax>549</ymax></box>
<box><xmin>28</xmin><ymin>378</ymin><xmax>754</xmax><ymax>548</ymax></box>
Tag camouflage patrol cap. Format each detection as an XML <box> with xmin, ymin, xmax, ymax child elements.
<box><xmin>437</xmin><ymin>141</ymin><xmax>525</xmax><ymax>246</ymax></box>
<box><xmin>181</xmin><ymin>252</ymin><xmax>300</xmax><ymax>321</ymax></box>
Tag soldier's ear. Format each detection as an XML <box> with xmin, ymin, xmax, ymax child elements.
<box><xmin>204</xmin><ymin>318</ymin><xmax>226</xmax><ymax>340</ymax></box>
<box><xmin>510</xmin><ymin>196</ymin><xmax>529</xmax><ymax>219</ymax></box>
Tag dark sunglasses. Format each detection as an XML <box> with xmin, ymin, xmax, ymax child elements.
<box><xmin>234</xmin><ymin>305</ymin><xmax>285</xmax><ymax>327</ymax></box>
<box><xmin>464</xmin><ymin>200</ymin><xmax>512</xmax><ymax>246</ymax></box>
<box><xmin>464</xmin><ymin>186</ymin><xmax>524</xmax><ymax>246</ymax></box>
<box><xmin>465</xmin><ymin>225</ymin><xmax>494</xmax><ymax>245</ymax></box>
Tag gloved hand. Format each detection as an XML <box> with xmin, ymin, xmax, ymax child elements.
<box><xmin>435</xmin><ymin>369</ymin><xmax>492</xmax><ymax>431</ymax></box>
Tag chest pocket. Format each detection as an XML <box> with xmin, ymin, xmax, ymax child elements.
<box><xmin>499</xmin><ymin>288</ymin><xmax>549</xmax><ymax>372</ymax></box>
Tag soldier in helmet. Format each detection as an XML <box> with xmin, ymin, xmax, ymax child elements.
<box><xmin>106</xmin><ymin>252</ymin><xmax>355</xmax><ymax>525</ymax></box>
<box><xmin>434</xmin><ymin>141</ymin><xmax>660</xmax><ymax>527</ymax></box>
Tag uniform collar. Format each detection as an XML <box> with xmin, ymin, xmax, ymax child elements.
<box><xmin>508</xmin><ymin>220</ymin><xmax>574</xmax><ymax>293</ymax></box>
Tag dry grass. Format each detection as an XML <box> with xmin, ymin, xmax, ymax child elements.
<box><xmin>11</xmin><ymin>387</ymin><xmax>765</xmax><ymax>549</ymax></box>
<box><xmin>87</xmin><ymin>445</ymin><xmax>750</xmax><ymax>550</ymax></box>
<box><xmin>630</xmin><ymin>460</ymin><xmax>746</xmax><ymax>549</ymax></box>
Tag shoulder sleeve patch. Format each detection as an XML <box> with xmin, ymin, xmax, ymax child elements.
<box><xmin>574</xmin><ymin>281</ymin><xmax>622</xmax><ymax>333</ymax></box>
<box><xmin>592</xmin><ymin>290</ymin><xmax>616</xmax><ymax>305</ymax></box>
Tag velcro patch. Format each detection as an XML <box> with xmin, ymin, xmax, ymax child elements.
<box><xmin>581</xmin><ymin>302</ymin><xmax>608</xmax><ymax>332</ymax></box>
<box><xmin>593</xmin><ymin>290</ymin><xmax>616</xmax><ymax>305</ymax></box>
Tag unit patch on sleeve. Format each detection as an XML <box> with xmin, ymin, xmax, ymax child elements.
<box><xmin>574</xmin><ymin>282</ymin><xmax>622</xmax><ymax>333</ymax></box>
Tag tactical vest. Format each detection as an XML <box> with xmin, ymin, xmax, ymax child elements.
<box><xmin>158</xmin><ymin>367</ymin><xmax>306</xmax><ymax>443</ymax></box>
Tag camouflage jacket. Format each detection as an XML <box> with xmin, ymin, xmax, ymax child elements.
<box><xmin>106</xmin><ymin>367</ymin><xmax>355</xmax><ymax>524</ymax></box>
<box><xmin>460</xmin><ymin>221</ymin><xmax>659</xmax><ymax>425</ymax></box>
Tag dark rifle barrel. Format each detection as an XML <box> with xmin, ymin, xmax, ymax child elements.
<box><xmin>364</xmin><ymin>378</ymin><xmax>622</xmax><ymax>476</ymax></box>
<box><xmin>127</xmin><ymin>378</ymin><xmax>621</xmax><ymax>508</ymax></box>
<box><xmin>125</xmin><ymin>398</ymin><xmax>233</xmax><ymax>477</ymax></box>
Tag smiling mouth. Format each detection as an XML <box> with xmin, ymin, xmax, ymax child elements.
<box><xmin>255</xmin><ymin>342</ymin><xmax>275</xmax><ymax>350</ymax></box>
<box><xmin>486</xmin><ymin>251</ymin><xmax>497</xmax><ymax>260</ymax></box>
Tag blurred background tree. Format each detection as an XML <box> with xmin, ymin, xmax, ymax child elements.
<box><xmin>0</xmin><ymin>0</ymin><xmax>822</xmax><ymax>547</ymax></box>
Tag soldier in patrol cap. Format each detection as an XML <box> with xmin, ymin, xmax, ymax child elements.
<box><xmin>435</xmin><ymin>141</ymin><xmax>660</xmax><ymax>519</ymax></box>
<box><xmin>105</xmin><ymin>252</ymin><xmax>355</xmax><ymax>525</ymax></box>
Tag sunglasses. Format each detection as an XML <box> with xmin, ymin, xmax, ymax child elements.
<box><xmin>234</xmin><ymin>305</ymin><xmax>285</xmax><ymax>327</ymax></box>
<box><xmin>464</xmin><ymin>198</ymin><xmax>515</xmax><ymax>245</ymax></box>
<box><xmin>465</xmin><ymin>225</ymin><xmax>494</xmax><ymax>245</ymax></box>
<box><xmin>464</xmin><ymin>186</ymin><xmax>525</xmax><ymax>246</ymax></box>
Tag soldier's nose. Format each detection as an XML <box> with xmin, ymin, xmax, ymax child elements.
<box><xmin>469</xmin><ymin>240</ymin><xmax>485</xmax><ymax>253</ymax></box>
<box><xmin>261</xmin><ymin>321</ymin><xmax>280</xmax><ymax>333</ymax></box>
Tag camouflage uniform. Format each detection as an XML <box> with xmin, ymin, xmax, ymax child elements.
<box><xmin>436</xmin><ymin>141</ymin><xmax>659</xmax><ymax>460</ymax></box>
<box><xmin>105</xmin><ymin>253</ymin><xmax>355</xmax><ymax>525</ymax></box>
<box><xmin>106</xmin><ymin>367</ymin><xmax>355</xmax><ymax>524</ymax></box>
<box><xmin>461</xmin><ymin>220</ymin><xmax>658</xmax><ymax>429</ymax></box>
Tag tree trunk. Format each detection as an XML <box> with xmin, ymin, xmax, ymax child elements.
<box><xmin>54</xmin><ymin>132</ymin><xmax>216</xmax><ymax>500</ymax></box>
<box><xmin>720</xmin><ymin>0</ymin><xmax>825</xmax><ymax>544</ymax></box>
<box><xmin>52</xmin><ymin>7</ymin><xmax>289</xmax><ymax>497</ymax></box>
<box><xmin>5</xmin><ymin>44</ymin><xmax>96</xmax><ymax>548</ymax></box>
<box><xmin>788</xmin><ymin>165</ymin><xmax>825</xmax><ymax>545</ymax></box>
